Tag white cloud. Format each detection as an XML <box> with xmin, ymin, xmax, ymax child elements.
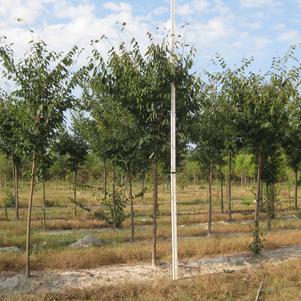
<box><xmin>192</xmin><ymin>0</ymin><xmax>209</xmax><ymax>12</ymax></box>
<box><xmin>240</xmin><ymin>0</ymin><xmax>277</xmax><ymax>7</ymax></box>
<box><xmin>177</xmin><ymin>4</ymin><xmax>193</xmax><ymax>16</ymax></box>
<box><xmin>103</xmin><ymin>2</ymin><xmax>132</xmax><ymax>12</ymax></box>
<box><xmin>277</xmin><ymin>30</ymin><xmax>301</xmax><ymax>43</ymax></box>
<box><xmin>252</xmin><ymin>37</ymin><xmax>271</xmax><ymax>48</ymax></box>
<box><xmin>0</xmin><ymin>0</ymin><xmax>46</xmax><ymax>24</ymax></box>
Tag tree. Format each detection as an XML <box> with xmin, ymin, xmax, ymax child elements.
<box><xmin>193</xmin><ymin>81</ymin><xmax>225</xmax><ymax>236</ymax></box>
<box><xmin>36</xmin><ymin>153</ymin><xmax>53</xmax><ymax>229</ymax></box>
<box><xmin>0</xmin><ymin>95</ymin><xmax>24</xmax><ymax>220</ymax></box>
<box><xmin>0</xmin><ymin>38</ymin><xmax>80</xmax><ymax>277</ymax></box>
<box><xmin>56</xmin><ymin>129</ymin><xmax>88</xmax><ymax>218</ymax></box>
<box><xmin>284</xmin><ymin>91</ymin><xmax>301</xmax><ymax>209</ymax></box>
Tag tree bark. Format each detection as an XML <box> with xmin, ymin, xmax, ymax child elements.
<box><xmin>42</xmin><ymin>181</ymin><xmax>46</xmax><ymax>230</ymax></box>
<box><xmin>208</xmin><ymin>162</ymin><xmax>212</xmax><ymax>236</ymax></box>
<box><xmin>255</xmin><ymin>147</ymin><xmax>262</xmax><ymax>229</ymax></box>
<box><xmin>294</xmin><ymin>169</ymin><xmax>298</xmax><ymax>209</ymax></box>
<box><xmin>266</xmin><ymin>183</ymin><xmax>271</xmax><ymax>231</ymax></box>
<box><xmin>220</xmin><ymin>169</ymin><xmax>224</xmax><ymax>213</ymax></box>
<box><xmin>141</xmin><ymin>171</ymin><xmax>145</xmax><ymax>202</ymax></box>
<box><xmin>73</xmin><ymin>170</ymin><xmax>78</xmax><ymax>218</ymax></box>
<box><xmin>112</xmin><ymin>165</ymin><xmax>116</xmax><ymax>229</ymax></box>
<box><xmin>104</xmin><ymin>159</ymin><xmax>107</xmax><ymax>203</ymax></box>
<box><xmin>152</xmin><ymin>161</ymin><xmax>158</xmax><ymax>266</ymax></box>
<box><xmin>228</xmin><ymin>153</ymin><xmax>232</xmax><ymax>222</ymax></box>
<box><xmin>25</xmin><ymin>152</ymin><xmax>36</xmax><ymax>278</ymax></box>
<box><xmin>14</xmin><ymin>163</ymin><xmax>19</xmax><ymax>220</ymax></box>
<box><xmin>129</xmin><ymin>168</ymin><xmax>134</xmax><ymax>242</ymax></box>
<box><xmin>271</xmin><ymin>183</ymin><xmax>275</xmax><ymax>218</ymax></box>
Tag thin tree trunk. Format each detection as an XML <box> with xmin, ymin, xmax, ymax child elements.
<box><xmin>220</xmin><ymin>169</ymin><xmax>224</xmax><ymax>213</ymax></box>
<box><xmin>42</xmin><ymin>181</ymin><xmax>46</xmax><ymax>230</ymax></box>
<box><xmin>271</xmin><ymin>183</ymin><xmax>275</xmax><ymax>218</ymax></box>
<box><xmin>228</xmin><ymin>153</ymin><xmax>232</xmax><ymax>222</ymax></box>
<box><xmin>14</xmin><ymin>163</ymin><xmax>19</xmax><ymax>220</ymax></box>
<box><xmin>259</xmin><ymin>178</ymin><xmax>264</xmax><ymax>212</ymax></box>
<box><xmin>152</xmin><ymin>161</ymin><xmax>158</xmax><ymax>266</ymax></box>
<box><xmin>104</xmin><ymin>159</ymin><xmax>107</xmax><ymax>203</ymax></box>
<box><xmin>255</xmin><ymin>147</ymin><xmax>262</xmax><ymax>229</ymax></box>
<box><xmin>294</xmin><ymin>169</ymin><xmax>298</xmax><ymax>209</ymax></box>
<box><xmin>73</xmin><ymin>170</ymin><xmax>77</xmax><ymax>218</ymax></box>
<box><xmin>129</xmin><ymin>168</ymin><xmax>134</xmax><ymax>242</ymax></box>
<box><xmin>141</xmin><ymin>171</ymin><xmax>145</xmax><ymax>202</ymax></box>
<box><xmin>266</xmin><ymin>183</ymin><xmax>271</xmax><ymax>231</ymax></box>
<box><xmin>25</xmin><ymin>152</ymin><xmax>36</xmax><ymax>278</ymax></box>
<box><xmin>112</xmin><ymin>165</ymin><xmax>116</xmax><ymax>229</ymax></box>
<box><xmin>208</xmin><ymin>162</ymin><xmax>212</xmax><ymax>236</ymax></box>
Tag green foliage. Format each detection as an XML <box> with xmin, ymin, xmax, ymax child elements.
<box><xmin>102</xmin><ymin>187</ymin><xmax>126</xmax><ymax>228</ymax></box>
<box><xmin>3</xmin><ymin>191</ymin><xmax>15</xmax><ymax>208</ymax></box>
<box><xmin>249</xmin><ymin>223</ymin><xmax>264</xmax><ymax>255</ymax></box>
<box><xmin>56</xmin><ymin>129</ymin><xmax>88</xmax><ymax>173</ymax></box>
<box><xmin>234</xmin><ymin>152</ymin><xmax>256</xmax><ymax>179</ymax></box>
<box><xmin>240</xmin><ymin>197</ymin><xmax>252</xmax><ymax>207</ymax></box>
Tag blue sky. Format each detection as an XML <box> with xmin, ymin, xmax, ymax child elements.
<box><xmin>0</xmin><ymin>0</ymin><xmax>300</xmax><ymax>73</ymax></box>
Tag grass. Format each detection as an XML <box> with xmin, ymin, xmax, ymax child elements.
<box><xmin>0</xmin><ymin>180</ymin><xmax>301</xmax><ymax>299</ymax></box>
<box><xmin>3</xmin><ymin>259</ymin><xmax>301</xmax><ymax>300</ymax></box>
<box><xmin>1</xmin><ymin>229</ymin><xmax>301</xmax><ymax>272</ymax></box>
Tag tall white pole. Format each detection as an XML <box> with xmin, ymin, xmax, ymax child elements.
<box><xmin>170</xmin><ymin>0</ymin><xmax>178</xmax><ymax>281</ymax></box>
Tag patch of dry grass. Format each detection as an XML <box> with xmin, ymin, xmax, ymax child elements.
<box><xmin>1</xmin><ymin>230</ymin><xmax>301</xmax><ymax>272</ymax></box>
<box><xmin>3</xmin><ymin>259</ymin><xmax>301</xmax><ymax>301</ymax></box>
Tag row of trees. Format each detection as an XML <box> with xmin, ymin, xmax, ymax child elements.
<box><xmin>0</xmin><ymin>31</ymin><xmax>300</xmax><ymax>276</ymax></box>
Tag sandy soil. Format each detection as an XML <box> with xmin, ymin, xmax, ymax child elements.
<box><xmin>0</xmin><ymin>245</ymin><xmax>301</xmax><ymax>296</ymax></box>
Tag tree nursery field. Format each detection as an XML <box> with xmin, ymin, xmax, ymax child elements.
<box><xmin>1</xmin><ymin>0</ymin><xmax>301</xmax><ymax>300</ymax></box>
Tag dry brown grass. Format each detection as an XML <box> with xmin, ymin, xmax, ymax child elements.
<box><xmin>1</xmin><ymin>229</ymin><xmax>301</xmax><ymax>272</ymax></box>
<box><xmin>3</xmin><ymin>259</ymin><xmax>301</xmax><ymax>301</ymax></box>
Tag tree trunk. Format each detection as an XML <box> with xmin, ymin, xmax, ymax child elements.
<box><xmin>129</xmin><ymin>168</ymin><xmax>134</xmax><ymax>242</ymax></box>
<box><xmin>25</xmin><ymin>152</ymin><xmax>36</xmax><ymax>278</ymax></box>
<box><xmin>141</xmin><ymin>171</ymin><xmax>145</xmax><ymax>202</ymax></box>
<box><xmin>104</xmin><ymin>159</ymin><xmax>107</xmax><ymax>203</ymax></box>
<box><xmin>42</xmin><ymin>181</ymin><xmax>46</xmax><ymax>230</ymax></box>
<box><xmin>73</xmin><ymin>170</ymin><xmax>78</xmax><ymax>218</ymax></box>
<box><xmin>14</xmin><ymin>163</ymin><xmax>19</xmax><ymax>220</ymax></box>
<box><xmin>220</xmin><ymin>169</ymin><xmax>224</xmax><ymax>213</ymax></box>
<box><xmin>112</xmin><ymin>165</ymin><xmax>116</xmax><ymax>229</ymax></box>
<box><xmin>255</xmin><ymin>148</ymin><xmax>262</xmax><ymax>229</ymax></box>
<box><xmin>271</xmin><ymin>183</ymin><xmax>275</xmax><ymax>218</ymax></box>
<box><xmin>228</xmin><ymin>153</ymin><xmax>232</xmax><ymax>222</ymax></box>
<box><xmin>152</xmin><ymin>161</ymin><xmax>158</xmax><ymax>266</ymax></box>
<box><xmin>266</xmin><ymin>183</ymin><xmax>271</xmax><ymax>231</ymax></box>
<box><xmin>208</xmin><ymin>162</ymin><xmax>212</xmax><ymax>236</ymax></box>
<box><xmin>259</xmin><ymin>178</ymin><xmax>264</xmax><ymax>212</ymax></box>
<box><xmin>294</xmin><ymin>169</ymin><xmax>298</xmax><ymax>209</ymax></box>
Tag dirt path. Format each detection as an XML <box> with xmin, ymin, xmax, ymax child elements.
<box><xmin>0</xmin><ymin>245</ymin><xmax>301</xmax><ymax>296</ymax></box>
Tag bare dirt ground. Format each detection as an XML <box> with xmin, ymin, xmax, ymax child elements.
<box><xmin>0</xmin><ymin>245</ymin><xmax>301</xmax><ymax>296</ymax></box>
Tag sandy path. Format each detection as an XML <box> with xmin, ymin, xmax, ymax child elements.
<box><xmin>0</xmin><ymin>245</ymin><xmax>301</xmax><ymax>295</ymax></box>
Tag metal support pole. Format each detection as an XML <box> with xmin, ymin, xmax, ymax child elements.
<box><xmin>170</xmin><ymin>0</ymin><xmax>178</xmax><ymax>281</ymax></box>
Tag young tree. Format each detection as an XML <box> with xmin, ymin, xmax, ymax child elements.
<box><xmin>0</xmin><ymin>96</ymin><xmax>24</xmax><ymax>220</ymax></box>
<box><xmin>36</xmin><ymin>153</ymin><xmax>53</xmax><ymax>229</ymax></box>
<box><xmin>56</xmin><ymin>129</ymin><xmax>88</xmax><ymax>217</ymax></box>
<box><xmin>284</xmin><ymin>91</ymin><xmax>301</xmax><ymax>209</ymax></box>
<box><xmin>193</xmin><ymin>81</ymin><xmax>225</xmax><ymax>236</ymax></box>
<box><xmin>0</xmin><ymin>38</ymin><xmax>80</xmax><ymax>276</ymax></box>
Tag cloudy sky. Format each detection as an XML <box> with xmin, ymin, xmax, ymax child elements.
<box><xmin>0</xmin><ymin>0</ymin><xmax>300</xmax><ymax>73</ymax></box>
